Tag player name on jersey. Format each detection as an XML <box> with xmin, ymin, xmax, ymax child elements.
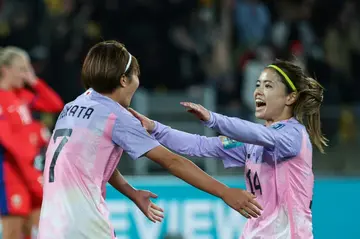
<box><xmin>59</xmin><ymin>104</ymin><xmax>94</xmax><ymax>120</ymax></box>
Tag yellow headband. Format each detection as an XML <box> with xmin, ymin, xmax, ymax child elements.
<box><xmin>267</xmin><ymin>65</ymin><xmax>297</xmax><ymax>92</ymax></box>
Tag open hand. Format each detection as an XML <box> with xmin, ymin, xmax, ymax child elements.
<box><xmin>180</xmin><ymin>102</ymin><xmax>211</xmax><ymax>121</ymax></box>
<box><xmin>128</xmin><ymin>108</ymin><xmax>155</xmax><ymax>132</ymax></box>
<box><xmin>221</xmin><ymin>188</ymin><xmax>262</xmax><ymax>219</ymax></box>
<box><xmin>133</xmin><ymin>190</ymin><xmax>164</xmax><ymax>223</ymax></box>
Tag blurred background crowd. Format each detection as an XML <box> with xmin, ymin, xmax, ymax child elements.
<box><xmin>1</xmin><ymin>0</ymin><xmax>359</xmax><ymax>176</ymax></box>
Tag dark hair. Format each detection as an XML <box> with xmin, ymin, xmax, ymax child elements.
<box><xmin>81</xmin><ymin>40</ymin><xmax>140</xmax><ymax>93</ymax></box>
<box><xmin>267</xmin><ymin>60</ymin><xmax>328</xmax><ymax>153</ymax></box>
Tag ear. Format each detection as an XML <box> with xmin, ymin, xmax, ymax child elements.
<box><xmin>119</xmin><ymin>75</ymin><xmax>128</xmax><ymax>88</ymax></box>
<box><xmin>285</xmin><ymin>92</ymin><xmax>297</xmax><ymax>106</ymax></box>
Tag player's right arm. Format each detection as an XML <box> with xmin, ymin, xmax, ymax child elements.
<box><xmin>112</xmin><ymin>110</ymin><xmax>262</xmax><ymax>218</ymax></box>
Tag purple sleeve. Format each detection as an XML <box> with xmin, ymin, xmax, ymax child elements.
<box><xmin>112</xmin><ymin>113</ymin><xmax>160</xmax><ymax>160</ymax></box>
<box><xmin>203</xmin><ymin>112</ymin><xmax>302</xmax><ymax>159</ymax></box>
<box><xmin>151</xmin><ymin>121</ymin><xmax>246</xmax><ymax>168</ymax></box>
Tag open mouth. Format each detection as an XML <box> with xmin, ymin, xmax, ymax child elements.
<box><xmin>255</xmin><ymin>100</ymin><xmax>266</xmax><ymax>108</ymax></box>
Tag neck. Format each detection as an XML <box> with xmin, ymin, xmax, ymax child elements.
<box><xmin>102</xmin><ymin>88</ymin><xmax>127</xmax><ymax>108</ymax></box>
<box><xmin>265</xmin><ymin>115</ymin><xmax>293</xmax><ymax>126</ymax></box>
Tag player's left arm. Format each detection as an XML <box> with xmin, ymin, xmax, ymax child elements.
<box><xmin>109</xmin><ymin>168</ymin><xmax>164</xmax><ymax>223</ymax></box>
<box><xmin>151</xmin><ymin>121</ymin><xmax>246</xmax><ymax>167</ymax></box>
<box><xmin>18</xmin><ymin>78</ymin><xmax>64</xmax><ymax>112</ymax></box>
<box><xmin>204</xmin><ymin>112</ymin><xmax>302</xmax><ymax>158</ymax></box>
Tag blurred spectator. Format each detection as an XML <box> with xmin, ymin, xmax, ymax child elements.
<box><xmin>271</xmin><ymin>0</ymin><xmax>320</xmax><ymax>60</ymax></box>
<box><xmin>323</xmin><ymin>0</ymin><xmax>360</xmax><ymax>143</ymax></box>
<box><xmin>234</xmin><ymin>0</ymin><xmax>270</xmax><ymax>51</ymax></box>
<box><xmin>324</xmin><ymin>0</ymin><xmax>360</xmax><ymax>104</ymax></box>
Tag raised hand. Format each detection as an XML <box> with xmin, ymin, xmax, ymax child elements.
<box><xmin>133</xmin><ymin>190</ymin><xmax>164</xmax><ymax>223</ymax></box>
<box><xmin>221</xmin><ymin>188</ymin><xmax>263</xmax><ymax>219</ymax></box>
<box><xmin>180</xmin><ymin>102</ymin><xmax>211</xmax><ymax>121</ymax></box>
<box><xmin>128</xmin><ymin>108</ymin><xmax>155</xmax><ymax>132</ymax></box>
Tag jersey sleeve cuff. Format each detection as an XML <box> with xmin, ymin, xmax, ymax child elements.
<box><xmin>129</xmin><ymin>141</ymin><xmax>160</xmax><ymax>160</ymax></box>
<box><xmin>202</xmin><ymin>111</ymin><xmax>215</xmax><ymax>128</ymax></box>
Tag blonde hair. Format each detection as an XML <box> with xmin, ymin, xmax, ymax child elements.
<box><xmin>0</xmin><ymin>46</ymin><xmax>29</xmax><ymax>76</ymax></box>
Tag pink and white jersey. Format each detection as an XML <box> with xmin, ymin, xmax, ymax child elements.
<box><xmin>151</xmin><ymin>113</ymin><xmax>313</xmax><ymax>239</ymax></box>
<box><xmin>38</xmin><ymin>89</ymin><xmax>159</xmax><ymax>239</ymax></box>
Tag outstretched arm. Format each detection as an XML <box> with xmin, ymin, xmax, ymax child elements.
<box><xmin>151</xmin><ymin>121</ymin><xmax>246</xmax><ymax>168</ymax></box>
<box><xmin>128</xmin><ymin>108</ymin><xmax>246</xmax><ymax>167</ymax></box>
<box><xmin>181</xmin><ymin>102</ymin><xmax>302</xmax><ymax>159</ymax></box>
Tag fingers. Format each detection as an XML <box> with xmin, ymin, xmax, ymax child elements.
<box><xmin>151</xmin><ymin>202</ymin><xmax>164</xmax><ymax>212</ymax></box>
<box><xmin>149</xmin><ymin>192</ymin><xmax>158</xmax><ymax>199</ymax></box>
<box><xmin>128</xmin><ymin>108</ymin><xmax>140</xmax><ymax>118</ymax></box>
<box><xmin>249</xmin><ymin>197</ymin><xmax>263</xmax><ymax>211</ymax></box>
<box><xmin>246</xmin><ymin>201</ymin><xmax>261</xmax><ymax>216</ymax></box>
<box><xmin>180</xmin><ymin>102</ymin><xmax>208</xmax><ymax>121</ymax></box>
<box><xmin>243</xmin><ymin>205</ymin><xmax>260</xmax><ymax>218</ymax></box>
<box><xmin>151</xmin><ymin>206</ymin><xmax>164</xmax><ymax>218</ymax></box>
<box><xmin>180</xmin><ymin>102</ymin><xmax>199</xmax><ymax>111</ymax></box>
<box><xmin>238</xmin><ymin>208</ymin><xmax>250</xmax><ymax>219</ymax></box>
<box><xmin>148</xmin><ymin>203</ymin><xmax>164</xmax><ymax>223</ymax></box>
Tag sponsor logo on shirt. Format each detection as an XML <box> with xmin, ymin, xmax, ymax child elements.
<box><xmin>219</xmin><ymin>136</ymin><xmax>243</xmax><ymax>149</ymax></box>
<box><xmin>271</xmin><ymin>123</ymin><xmax>285</xmax><ymax>130</ymax></box>
<box><xmin>11</xmin><ymin>194</ymin><xmax>22</xmax><ymax>209</ymax></box>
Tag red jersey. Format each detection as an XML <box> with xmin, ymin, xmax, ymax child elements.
<box><xmin>0</xmin><ymin>79</ymin><xmax>63</xmax><ymax>215</ymax></box>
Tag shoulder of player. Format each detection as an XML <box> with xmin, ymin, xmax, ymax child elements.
<box><xmin>269</xmin><ymin>119</ymin><xmax>304</xmax><ymax>134</ymax></box>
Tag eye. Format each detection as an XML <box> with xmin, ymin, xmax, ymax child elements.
<box><xmin>256</xmin><ymin>82</ymin><xmax>260</xmax><ymax>87</ymax></box>
<box><xmin>265</xmin><ymin>84</ymin><xmax>272</xmax><ymax>88</ymax></box>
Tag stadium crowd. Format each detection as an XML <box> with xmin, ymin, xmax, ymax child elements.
<box><xmin>0</xmin><ymin>0</ymin><xmax>359</xmax><ymax>171</ymax></box>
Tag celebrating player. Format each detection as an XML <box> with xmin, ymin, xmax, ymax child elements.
<box><xmin>0</xmin><ymin>46</ymin><xmax>63</xmax><ymax>239</ymax></box>
<box><xmin>129</xmin><ymin>60</ymin><xmax>327</xmax><ymax>239</ymax></box>
<box><xmin>37</xmin><ymin>40</ymin><xmax>262</xmax><ymax>239</ymax></box>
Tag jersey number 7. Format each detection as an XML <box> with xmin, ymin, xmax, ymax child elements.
<box><xmin>49</xmin><ymin>128</ymin><xmax>73</xmax><ymax>183</ymax></box>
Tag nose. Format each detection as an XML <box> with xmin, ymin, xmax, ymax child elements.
<box><xmin>254</xmin><ymin>88</ymin><xmax>263</xmax><ymax>98</ymax></box>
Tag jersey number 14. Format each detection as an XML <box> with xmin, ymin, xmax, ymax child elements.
<box><xmin>49</xmin><ymin>128</ymin><xmax>73</xmax><ymax>183</ymax></box>
<box><xmin>246</xmin><ymin>169</ymin><xmax>262</xmax><ymax>195</ymax></box>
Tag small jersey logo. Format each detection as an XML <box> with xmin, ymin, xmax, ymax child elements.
<box><xmin>11</xmin><ymin>194</ymin><xmax>22</xmax><ymax>208</ymax></box>
<box><xmin>271</xmin><ymin>123</ymin><xmax>285</xmax><ymax>130</ymax></box>
<box><xmin>16</xmin><ymin>104</ymin><xmax>32</xmax><ymax>124</ymax></box>
<box><xmin>219</xmin><ymin>136</ymin><xmax>243</xmax><ymax>149</ymax></box>
<box><xmin>85</xmin><ymin>89</ymin><xmax>93</xmax><ymax>95</ymax></box>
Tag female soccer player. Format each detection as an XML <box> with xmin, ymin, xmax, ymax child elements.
<box><xmin>37</xmin><ymin>40</ymin><xmax>262</xmax><ymax>239</ymax></box>
<box><xmin>130</xmin><ymin>60</ymin><xmax>327</xmax><ymax>239</ymax></box>
<box><xmin>0</xmin><ymin>46</ymin><xmax>64</xmax><ymax>239</ymax></box>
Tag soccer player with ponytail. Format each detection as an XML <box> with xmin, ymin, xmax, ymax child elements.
<box><xmin>130</xmin><ymin>60</ymin><xmax>327</xmax><ymax>239</ymax></box>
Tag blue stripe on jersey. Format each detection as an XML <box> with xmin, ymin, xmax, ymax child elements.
<box><xmin>0</xmin><ymin>145</ymin><xmax>9</xmax><ymax>215</ymax></box>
